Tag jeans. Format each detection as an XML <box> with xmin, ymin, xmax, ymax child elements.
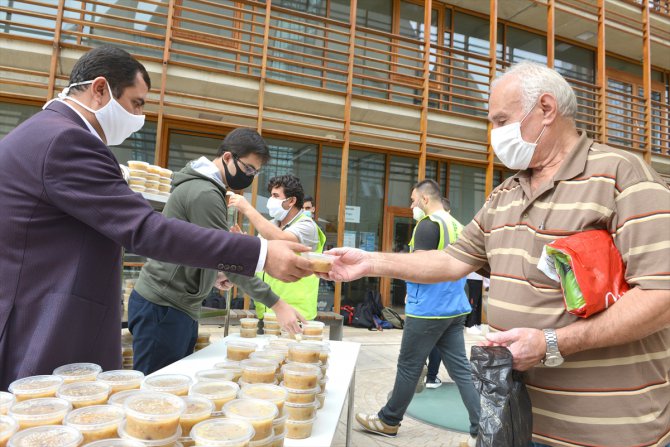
<box><xmin>378</xmin><ymin>315</ymin><xmax>481</xmax><ymax>436</ymax></box>
<box><xmin>128</xmin><ymin>290</ymin><xmax>198</xmax><ymax>375</ymax></box>
<box><xmin>427</xmin><ymin>347</ymin><xmax>441</xmax><ymax>381</ymax></box>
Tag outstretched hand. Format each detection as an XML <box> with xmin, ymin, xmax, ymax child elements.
<box><xmin>318</xmin><ymin>247</ymin><xmax>372</xmax><ymax>282</ymax></box>
<box><xmin>264</xmin><ymin>239</ymin><xmax>313</xmax><ymax>282</ymax></box>
<box><xmin>271</xmin><ymin>300</ymin><xmax>307</xmax><ymax>334</ymax></box>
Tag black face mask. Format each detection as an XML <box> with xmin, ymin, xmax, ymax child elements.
<box><xmin>223</xmin><ymin>157</ymin><xmax>255</xmax><ymax>190</ymax></box>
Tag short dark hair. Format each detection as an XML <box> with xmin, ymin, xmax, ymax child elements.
<box><xmin>304</xmin><ymin>195</ymin><xmax>314</xmax><ymax>205</ymax></box>
<box><xmin>216</xmin><ymin>128</ymin><xmax>270</xmax><ymax>163</ymax></box>
<box><xmin>413</xmin><ymin>179</ymin><xmax>441</xmax><ymax>200</ymax></box>
<box><xmin>268</xmin><ymin>174</ymin><xmax>304</xmax><ymax>208</ymax></box>
<box><xmin>68</xmin><ymin>45</ymin><xmax>151</xmax><ymax>98</ymax></box>
<box><xmin>441</xmin><ymin>197</ymin><xmax>451</xmax><ymax>212</ymax></box>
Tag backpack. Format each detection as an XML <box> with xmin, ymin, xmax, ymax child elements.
<box><xmin>352</xmin><ymin>290</ymin><xmax>384</xmax><ymax>329</ymax></box>
<box><xmin>339</xmin><ymin>305</ymin><xmax>355</xmax><ymax>326</ymax></box>
<box><xmin>382</xmin><ymin>307</ymin><xmax>404</xmax><ymax>329</ymax></box>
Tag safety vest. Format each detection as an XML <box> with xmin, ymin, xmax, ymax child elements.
<box><xmin>257</xmin><ymin>212</ymin><xmax>326</xmax><ymax>321</ymax></box>
<box><xmin>405</xmin><ymin>210</ymin><xmax>471</xmax><ymax>318</ymax></box>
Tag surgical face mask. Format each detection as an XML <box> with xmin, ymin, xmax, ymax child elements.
<box><xmin>490</xmin><ymin>105</ymin><xmax>546</xmax><ymax>170</ymax></box>
<box><xmin>412</xmin><ymin>206</ymin><xmax>426</xmax><ymax>222</ymax></box>
<box><xmin>58</xmin><ymin>80</ymin><xmax>145</xmax><ymax>146</ymax></box>
<box><xmin>303</xmin><ymin>210</ymin><xmax>313</xmax><ymax>218</ymax></box>
<box><xmin>267</xmin><ymin>197</ymin><xmax>291</xmax><ymax>221</ymax></box>
<box><xmin>223</xmin><ymin>156</ymin><xmax>255</xmax><ymax>190</ymax></box>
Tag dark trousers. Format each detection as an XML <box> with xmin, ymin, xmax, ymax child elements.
<box><xmin>128</xmin><ymin>290</ymin><xmax>198</xmax><ymax>375</ymax></box>
<box><xmin>378</xmin><ymin>315</ymin><xmax>481</xmax><ymax>436</ymax></box>
<box><xmin>427</xmin><ymin>347</ymin><xmax>441</xmax><ymax>381</ymax></box>
<box><xmin>465</xmin><ymin>279</ymin><xmax>483</xmax><ymax>327</ymax></box>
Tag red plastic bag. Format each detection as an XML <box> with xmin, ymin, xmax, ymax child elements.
<box><xmin>542</xmin><ymin>230</ymin><xmax>630</xmax><ymax>318</ymax></box>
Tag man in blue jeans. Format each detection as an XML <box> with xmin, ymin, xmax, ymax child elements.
<box><xmin>355</xmin><ymin>180</ymin><xmax>480</xmax><ymax>445</ymax></box>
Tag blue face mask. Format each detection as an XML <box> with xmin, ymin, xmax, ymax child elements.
<box><xmin>303</xmin><ymin>210</ymin><xmax>312</xmax><ymax>218</ymax></box>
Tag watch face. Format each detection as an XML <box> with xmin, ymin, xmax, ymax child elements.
<box><xmin>544</xmin><ymin>355</ymin><xmax>563</xmax><ymax>367</ymax></box>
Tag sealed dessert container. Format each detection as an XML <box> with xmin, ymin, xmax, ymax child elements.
<box><xmin>188</xmin><ymin>381</ymin><xmax>238</xmax><ymax>411</ymax></box>
<box><xmin>226</xmin><ymin>341</ymin><xmax>257</xmax><ymax>361</ymax></box>
<box><xmin>301</xmin><ymin>322</ymin><xmax>324</xmax><ymax>338</ymax></box>
<box><xmin>301</xmin><ymin>252</ymin><xmax>335</xmax><ymax>273</ymax></box>
<box><xmin>285</xmin><ymin>417</ymin><xmax>315</xmax><ymax>440</ymax></box>
<box><xmin>213</xmin><ymin>362</ymin><xmax>243</xmax><ymax>383</ymax></box>
<box><xmin>239</xmin><ymin>319</ymin><xmax>258</xmax><ymax>330</ymax></box>
<box><xmin>141</xmin><ymin>375</ymin><xmax>192</xmax><ymax>397</ymax></box>
<box><xmin>97</xmin><ymin>371</ymin><xmax>144</xmax><ymax>395</ymax></box>
<box><xmin>53</xmin><ymin>363</ymin><xmax>102</xmax><ymax>383</ymax></box>
<box><xmin>283</xmin><ymin>401</ymin><xmax>317</xmax><ymax>421</ymax></box>
<box><xmin>64</xmin><ymin>405</ymin><xmax>125</xmax><ymax>444</ymax></box>
<box><xmin>316</xmin><ymin>391</ymin><xmax>326</xmax><ymax>410</ymax></box>
<box><xmin>300</xmin><ymin>341</ymin><xmax>330</xmax><ymax>364</ymax></box>
<box><xmin>280</xmin><ymin>364</ymin><xmax>320</xmax><ymax>390</ymax></box>
<box><xmin>0</xmin><ymin>393</ymin><xmax>15</xmax><ymax>416</ymax></box>
<box><xmin>318</xmin><ymin>376</ymin><xmax>329</xmax><ymax>392</ymax></box>
<box><xmin>9</xmin><ymin>398</ymin><xmax>71</xmax><ymax>429</ymax></box>
<box><xmin>222</xmin><ymin>399</ymin><xmax>278</xmax><ymax>441</ymax></box>
<box><xmin>238</xmin><ymin>384</ymin><xmax>287</xmax><ymax>413</ymax></box>
<box><xmin>239</xmin><ymin>360</ymin><xmax>277</xmax><ymax>385</ymax></box>
<box><xmin>249</xmin><ymin>351</ymin><xmax>285</xmax><ymax>367</ymax></box>
<box><xmin>8</xmin><ymin>376</ymin><xmax>63</xmax><ymax>402</ymax></box>
<box><xmin>281</xmin><ymin>384</ymin><xmax>318</xmax><ymax>404</ymax></box>
<box><xmin>196</xmin><ymin>333</ymin><xmax>210</xmax><ymax>344</ymax></box>
<box><xmin>287</xmin><ymin>343</ymin><xmax>321</xmax><ymax>364</ymax></box>
<box><xmin>123</xmin><ymin>392</ymin><xmax>185</xmax><ymax>440</ymax></box>
<box><xmin>178</xmin><ymin>396</ymin><xmax>214</xmax><ymax>436</ymax></box>
<box><xmin>0</xmin><ymin>415</ymin><xmax>18</xmax><ymax>447</ymax></box>
<box><xmin>190</xmin><ymin>418</ymin><xmax>254</xmax><ymax>447</ymax></box>
<box><xmin>272</xmin><ymin>410</ymin><xmax>287</xmax><ymax>437</ymax></box>
<box><xmin>7</xmin><ymin>425</ymin><xmax>82</xmax><ymax>447</ymax></box>
<box><xmin>270</xmin><ymin>428</ymin><xmax>286</xmax><ymax>447</ymax></box>
<box><xmin>127</xmin><ymin>161</ymin><xmax>149</xmax><ymax>171</ymax></box>
<box><xmin>239</xmin><ymin>328</ymin><xmax>257</xmax><ymax>339</ymax></box>
<box><xmin>107</xmin><ymin>390</ymin><xmax>141</xmax><ymax>409</ymax></box>
<box><xmin>117</xmin><ymin>420</ymin><xmax>181</xmax><ymax>446</ymax></box>
<box><xmin>57</xmin><ymin>381</ymin><xmax>111</xmax><ymax>409</ymax></box>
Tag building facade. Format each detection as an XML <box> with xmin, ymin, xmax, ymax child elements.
<box><xmin>1</xmin><ymin>0</ymin><xmax>668</xmax><ymax>310</ymax></box>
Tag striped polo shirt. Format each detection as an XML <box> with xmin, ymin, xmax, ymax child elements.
<box><xmin>446</xmin><ymin>132</ymin><xmax>670</xmax><ymax>447</ymax></box>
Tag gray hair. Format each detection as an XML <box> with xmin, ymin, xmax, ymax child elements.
<box><xmin>492</xmin><ymin>61</ymin><xmax>577</xmax><ymax>119</ymax></box>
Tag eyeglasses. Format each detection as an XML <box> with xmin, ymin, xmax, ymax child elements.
<box><xmin>233</xmin><ymin>154</ymin><xmax>259</xmax><ymax>177</ymax></box>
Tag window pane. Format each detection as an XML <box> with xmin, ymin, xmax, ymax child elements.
<box><xmin>1</xmin><ymin>1</ymin><xmax>58</xmax><ymax>40</ymax></box>
<box><xmin>505</xmin><ymin>26</ymin><xmax>547</xmax><ymax>65</ymax></box>
<box><xmin>448</xmin><ymin>163</ymin><xmax>486</xmax><ymax>224</ymax></box>
<box><xmin>388</xmin><ymin>156</ymin><xmax>418</xmax><ymax>207</ymax></box>
<box><xmin>167</xmin><ymin>132</ymin><xmax>221</xmax><ymax>172</ymax></box>
<box><xmin>554</xmin><ymin>41</ymin><xmax>594</xmax><ymax>83</ymax></box>
<box><xmin>112</xmin><ymin>121</ymin><xmax>157</xmax><ymax>166</ymax></box>
<box><xmin>273</xmin><ymin>0</ymin><xmax>326</xmax><ymax>15</ymax></box>
<box><xmin>356</xmin><ymin>0</ymin><xmax>392</xmax><ymax>31</ymax></box>
<box><xmin>0</xmin><ymin>102</ymin><xmax>40</xmax><ymax>139</ymax></box>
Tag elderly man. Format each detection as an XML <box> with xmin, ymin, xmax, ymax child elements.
<box><xmin>324</xmin><ymin>62</ymin><xmax>670</xmax><ymax>447</ymax></box>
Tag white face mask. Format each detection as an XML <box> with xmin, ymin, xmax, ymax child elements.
<box><xmin>58</xmin><ymin>80</ymin><xmax>145</xmax><ymax>146</ymax></box>
<box><xmin>490</xmin><ymin>105</ymin><xmax>546</xmax><ymax>170</ymax></box>
<box><xmin>412</xmin><ymin>206</ymin><xmax>426</xmax><ymax>222</ymax></box>
<box><xmin>303</xmin><ymin>210</ymin><xmax>313</xmax><ymax>218</ymax></box>
<box><xmin>267</xmin><ymin>197</ymin><xmax>291</xmax><ymax>221</ymax></box>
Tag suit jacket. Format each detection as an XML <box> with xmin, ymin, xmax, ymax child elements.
<box><xmin>0</xmin><ymin>101</ymin><xmax>261</xmax><ymax>389</ymax></box>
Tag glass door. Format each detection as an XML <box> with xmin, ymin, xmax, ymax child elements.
<box><xmin>380</xmin><ymin>207</ymin><xmax>415</xmax><ymax>308</ymax></box>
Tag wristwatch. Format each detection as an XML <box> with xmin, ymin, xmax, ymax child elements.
<box><xmin>542</xmin><ymin>329</ymin><xmax>564</xmax><ymax>367</ymax></box>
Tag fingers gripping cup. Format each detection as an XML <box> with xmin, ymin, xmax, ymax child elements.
<box><xmin>64</xmin><ymin>405</ymin><xmax>125</xmax><ymax>444</ymax></box>
<box><xmin>222</xmin><ymin>399</ymin><xmax>278</xmax><ymax>441</ymax></box>
<box><xmin>9</xmin><ymin>398</ymin><xmax>71</xmax><ymax>430</ymax></box>
<box><xmin>190</xmin><ymin>419</ymin><xmax>254</xmax><ymax>447</ymax></box>
<box><xmin>8</xmin><ymin>376</ymin><xmax>64</xmax><ymax>402</ymax></box>
<box><xmin>7</xmin><ymin>425</ymin><xmax>82</xmax><ymax>447</ymax></box>
<box><xmin>123</xmin><ymin>392</ymin><xmax>185</xmax><ymax>440</ymax></box>
<box><xmin>301</xmin><ymin>252</ymin><xmax>335</xmax><ymax>274</ymax></box>
<box><xmin>53</xmin><ymin>363</ymin><xmax>102</xmax><ymax>384</ymax></box>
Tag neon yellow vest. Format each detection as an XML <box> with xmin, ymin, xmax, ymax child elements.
<box><xmin>256</xmin><ymin>212</ymin><xmax>326</xmax><ymax>320</ymax></box>
<box><xmin>409</xmin><ymin>209</ymin><xmax>462</xmax><ymax>251</ymax></box>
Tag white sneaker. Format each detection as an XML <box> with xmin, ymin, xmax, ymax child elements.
<box><xmin>425</xmin><ymin>377</ymin><xmax>442</xmax><ymax>389</ymax></box>
<box><xmin>466</xmin><ymin>325</ymin><xmax>482</xmax><ymax>335</ymax></box>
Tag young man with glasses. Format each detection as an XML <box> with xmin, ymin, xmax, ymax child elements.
<box><xmin>128</xmin><ymin>128</ymin><xmax>306</xmax><ymax>375</ymax></box>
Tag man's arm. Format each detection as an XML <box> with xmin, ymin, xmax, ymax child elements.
<box><xmin>228</xmin><ymin>193</ymin><xmax>297</xmax><ymax>242</ymax></box>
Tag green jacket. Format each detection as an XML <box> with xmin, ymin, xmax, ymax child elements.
<box><xmin>134</xmin><ymin>161</ymin><xmax>280</xmax><ymax>319</ymax></box>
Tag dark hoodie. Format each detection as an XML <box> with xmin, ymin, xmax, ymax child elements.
<box><xmin>134</xmin><ymin>161</ymin><xmax>279</xmax><ymax>319</ymax></box>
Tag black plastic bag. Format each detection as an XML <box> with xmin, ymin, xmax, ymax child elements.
<box><xmin>470</xmin><ymin>346</ymin><xmax>533</xmax><ymax>447</ymax></box>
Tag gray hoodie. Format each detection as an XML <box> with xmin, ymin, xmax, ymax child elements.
<box><xmin>134</xmin><ymin>159</ymin><xmax>279</xmax><ymax>319</ymax></box>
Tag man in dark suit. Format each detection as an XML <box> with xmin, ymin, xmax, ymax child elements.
<box><xmin>0</xmin><ymin>45</ymin><xmax>312</xmax><ymax>390</ymax></box>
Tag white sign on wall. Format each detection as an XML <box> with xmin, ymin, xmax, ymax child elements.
<box><xmin>345</xmin><ymin>205</ymin><xmax>360</xmax><ymax>223</ymax></box>
<box><xmin>343</xmin><ymin>231</ymin><xmax>357</xmax><ymax>248</ymax></box>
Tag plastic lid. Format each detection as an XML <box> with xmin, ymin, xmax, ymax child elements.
<box><xmin>302</xmin><ymin>321</ymin><xmax>325</xmax><ymax>329</ymax></box>
<box><xmin>240</xmin><ymin>318</ymin><xmax>259</xmax><ymax>325</ymax></box>
<box><xmin>0</xmin><ymin>391</ymin><xmax>16</xmax><ymax>410</ymax></box>
<box><xmin>223</xmin><ymin>398</ymin><xmax>278</xmax><ymax>421</ymax></box>
<box><xmin>7</xmin><ymin>425</ymin><xmax>82</xmax><ymax>447</ymax></box>
<box><xmin>281</xmin><ymin>363</ymin><xmax>322</xmax><ymax>378</ymax></box>
<box><xmin>141</xmin><ymin>374</ymin><xmax>192</xmax><ymax>394</ymax></box>
<box><xmin>123</xmin><ymin>392</ymin><xmax>185</xmax><ymax>420</ymax></box>
<box><xmin>189</xmin><ymin>381</ymin><xmax>239</xmax><ymax>400</ymax></box>
<box><xmin>280</xmin><ymin>382</ymin><xmax>320</xmax><ymax>395</ymax></box>
<box><xmin>97</xmin><ymin>370</ymin><xmax>144</xmax><ymax>386</ymax></box>
<box><xmin>117</xmin><ymin>420</ymin><xmax>182</xmax><ymax>446</ymax></box>
<box><xmin>286</xmin><ymin>417</ymin><xmax>316</xmax><ymax>425</ymax></box>
<box><xmin>226</xmin><ymin>340</ymin><xmax>257</xmax><ymax>349</ymax></box>
<box><xmin>81</xmin><ymin>438</ymin><xmax>145</xmax><ymax>447</ymax></box>
<box><xmin>8</xmin><ymin>375</ymin><xmax>63</xmax><ymax>395</ymax></box>
<box><xmin>194</xmin><ymin>369</ymin><xmax>236</xmax><ymax>382</ymax></box>
<box><xmin>53</xmin><ymin>363</ymin><xmax>102</xmax><ymax>383</ymax></box>
<box><xmin>9</xmin><ymin>398</ymin><xmax>71</xmax><ymax>421</ymax></box>
<box><xmin>57</xmin><ymin>381</ymin><xmax>111</xmax><ymax>403</ymax></box>
<box><xmin>0</xmin><ymin>415</ymin><xmax>19</xmax><ymax>438</ymax></box>
<box><xmin>238</xmin><ymin>384</ymin><xmax>287</xmax><ymax>404</ymax></box>
<box><xmin>284</xmin><ymin>400</ymin><xmax>318</xmax><ymax>409</ymax></box>
<box><xmin>213</xmin><ymin>361</ymin><xmax>242</xmax><ymax>371</ymax></box>
<box><xmin>127</xmin><ymin>161</ymin><xmax>149</xmax><ymax>167</ymax></box>
<box><xmin>64</xmin><ymin>405</ymin><xmax>124</xmax><ymax>430</ymax></box>
<box><xmin>249</xmin><ymin>351</ymin><xmax>285</xmax><ymax>364</ymax></box>
<box><xmin>288</xmin><ymin>343</ymin><xmax>322</xmax><ymax>354</ymax></box>
<box><xmin>190</xmin><ymin>419</ymin><xmax>255</xmax><ymax>447</ymax></box>
<box><xmin>240</xmin><ymin>359</ymin><xmax>277</xmax><ymax>372</ymax></box>
<box><xmin>180</xmin><ymin>396</ymin><xmax>214</xmax><ymax>419</ymax></box>
<box><xmin>107</xmin><ymin>390</ymin><xmax>141</xmax><ymax>409</ymax></box>
<box><xmin>301</xmin><ymin>252</ymin><xmax>336</xmax><ymax>263</ymax></box>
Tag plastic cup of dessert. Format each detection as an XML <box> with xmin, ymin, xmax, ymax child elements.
<box><xmin>249</xmin><ymin>351</ymin><xmax>285</xmax><ymax>368</ymax></box>
<box><xmin>284</xmin><ymin>400</ymin><xmax>318</xmax><ymax>421</ymax></box>
<box><xmin>64</xmin><ymin>404</ymin><xmax>125</xmax><ymax>444</ymax></box>
<box><xmin>301</xmin><ymin>321</ymin><xmax>324</xmax><ymax>338</ymax></box>
<box><xmin>270</xmin><ymin>428</ymin><xmax>287</xmax><ymax>447</ymax></box>
<box><xmin>238</xmin><ymin>384</ymin><xmax>288</xmax><ymax>413</ymax></box>
<box><xmin>129</xmin><ymin>169</ymin><xmax>147</xmax><ymax>179</ymax></box>
<box><xmin>280</xmin><ymin>364</ymin><xmax>321</xmax><ymax>390</ymax></box>
<box><xmin>158</xmin><ymin>184</ymin><xmax>171</xmax><ymax>193</ymax></box>
<box><xmin>97</xmin><ymin>371</ymin><xmax>144</xmax><ymax>395</ymax></box>
<box><xmin>300</xmin><ymin>341</ymin><xmax>330</xmax><ymax>364</ymax></box>
<box><xmin>123</xmin><ymin>391</ymin><xmax>185</xmax><ymax>440</ymax></box>
<box><xmin>189</xmin><ymin>381</ymin><xmax>239</xmax><ymax>411</ymax></box>
<box><xmin>53</xmin><ymin>363</ymin><xmax>102</xmax><ymax>384</ymax></box>
<box><xmin>281</xmin><ymin>383</ymin><xmax>318</xmax><ymax>404</ymax></box>
<box><xmin>318</xmin><ymin>376</ymin><xmax>329</xmax><ymax>392</ymax></box>
<box><xmin>267</xmin><ymin>340</ymin><xmax>291</xmax><ymax>353</ymax></box>
<box><xmin>300</xmin><ymin>252</ymin><xmax>335</xmax><ymax>273</ymax></box>
<box><xmin>159</xmin><ymin>168</ymin><xmax>173</xmax><ymax>178</ymax></box>
<box><xmin>222</xmin><ymin>398</ymin><xmax>278</xmax><ymax>441</ymax></box>
<box><xmin>127</xmin><ymin>161</ymin><xmax>149</xmax><ymax>171</ymax></box>
<box><xmin>240</xmin><ymin>318</ymin><xmax>259</xmax><ymax>330</ymax></box>
<box><xmin>141</xmin><ymin>374</ymin><xmax>192</xmax><ymax>397</ymax></box>
<box><xmin>213</xmin><ymin>362</ymin><xmax>243</xmax><ymax>383</ymax></box>
<box><xmin>128</xmin><ymin>176</ymin><xmax>146</xmax><ymax>187</ymax></box>
<box><xmin>263</xmin><ymin>313</ymin><xmax>277</xmax><ymax>321</ymax></box>
<box><xmin>226</xmin><ymin>341</ymin><xmax>257</xmax><ymax>361</ymax></box>
<box><xmin>240</xmin><ymin>359</ymin><xmax>278</xmax><ymax>384</ymax></box>
<box><xmin>272</xmin><ymin>410</ymin><xmax>287</xmax><ymax>437</ymax></box>
<box><xmin>0</xmin><ymin>393</ymin><xmax>15</xmax><ymax>416</ymax></box>
<box><xmin>178</xmin><ymin>396</ymin><xmax>214</xmax><ymax>436</ymax></box>
<box><xmin>194</xmin><ymin>370</ymin><xmax>235</xmax><ymax>383</ymax></box>
<box><xmin>239</xmin><ymin>328</ymin><xmax>257</xmax><ymax>338</ymax></box>
<box><xmin>189</xmin><ymin>418</ymin><xmax>255</xmax><ymax>447</ymax></box>
<box><xmin>107</xmin><ymin>389</ymin><xmax>141</xmax><ymax>409</ymax></box>
<box><xmin>316</xmin><ymin>391</ymin><xmax>326</xmax><ymax>410</ymax></box>
<box><xmin>8</xmin><ymin>375</ymin><xmax>64</xmax><ymax>402</ymax></box>
<box><xmin>0</xmin><ymin>415</ymin><xmax>19</xmax><ymax>447</ymax></box>
<box><xmin>285</xmin><ymin>417</ymin><xmax>315</xmax><ymax>440</ymax></box>
<box><xmin>248</xmin><ymin>433</ymin><xmax>273</xmax><ymax>447</ymax></box>
<box><xmin>82</xmin><ymin>439</ymin><xmax>146</xmax><ymax>447</ymax></box>
<box><xmin>57</xmin><ymin>381</ymin><xmax>111</xmax><ymax>409</ymax></box>
<box><xmin>287</xmin><ymin>343</ymin><xmax>321</xmax><ymax>364</ymax></box>
<box><xmin>9</xmin><ymin>398</ymin><xmax>71</xmax><ymax>429</ymax></box>
<box><xmin>7</xmin><ymin>425</ymin><xmax>82</xmax><ymax>447</ymax></box>
<box><xmin>147</xmin><ymin>165</ymin><xmax>162</xmax><ymax>176</ymax></box>
<box><xmin>263</xmin><ymin>329</ymin><xmax>280</xmax><ymax>337</ymax></box>
<box><xmin>117</xmin><ymin>420</ymin><xmax>182</xmax><ymax>447</ymax></box>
